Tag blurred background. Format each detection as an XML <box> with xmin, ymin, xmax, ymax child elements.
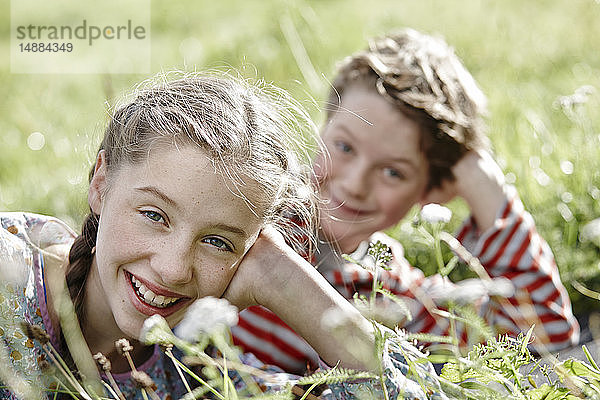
<box><xmin>1</xmin><ymin>0</ymin><xmax>599</xmax><ymax>320</ymax></box>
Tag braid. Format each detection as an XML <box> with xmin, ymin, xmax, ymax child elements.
<box><xmin>66</xmin><ymin>212</ymin><xmax>99</xmax><ymax>324</ymax></box>
<box><xmin>54</xmin><ymin>212</ymin><xmax>98</xmax><ymax>396</ymax></box>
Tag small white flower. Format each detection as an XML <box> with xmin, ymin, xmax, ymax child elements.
<box><xmin>420</xmin><ymin>203</ymin><xmax>452</xmax><ymax>224</ymax></box>
<box><xmin>139</xmin><ymin>314</ymin><xmax>172</xmax><ymax>345</ymax></box>
<box><xmin>174</xmin><ymin>297</ymin><xmax>238</xmax><ymax>342</ymax></box>
<box><xmin>430</xmin><ymin>278</ymin><xmax>515</xmax><ymax>305</ymax></box>
<box><xmin>581</xmin><ymin>218</ymin><xmax>600</xmax><ymax>247</ymax></box>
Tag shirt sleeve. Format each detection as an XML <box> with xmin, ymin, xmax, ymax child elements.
<box><xmin>453</xmin><ymin>186</ymin><xmax>580</xmax><ymax>350</ymax></box>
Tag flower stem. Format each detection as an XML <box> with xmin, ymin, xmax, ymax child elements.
<box><xmin>165</xmin><ymin>346</ymin><xmax>192</xmax><ymax>395</ymax></box>
<box><xmin>166</xmin><ymin>352</ymin><xmax>225</xmax><ymax>400</ymax></box>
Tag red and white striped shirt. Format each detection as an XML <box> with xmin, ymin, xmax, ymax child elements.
<box><xmin>231</xmin><ymin>189</ymin><xmax>580</xmax><ymax>373</ymax></box>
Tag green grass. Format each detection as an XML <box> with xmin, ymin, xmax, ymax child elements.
<box><xmin>1</xmin><ymin>0</ymin><xmax>600</xmax><ymax>317</ymax></box>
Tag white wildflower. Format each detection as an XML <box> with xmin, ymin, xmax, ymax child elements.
<box><xmin>174</xmin><ymin>297</ymin><xmax>238</xmax><ymax>342</ymax></box>
<box><xmin>429</xmin><ymin>278</ymin><xmax>515</xmax><ymax>305</ymax></box>
<box><xmin>420</xmin><ymin>203</ymin><xmax>452</xmax><ymax>224</ymax></box>
<box><xmin>139</xmin><ymin>314</ymin><xmax>173</xmax><ymax>345</ymax></box>
<box><xmin>581</xmin><ymin>218</ymin><xmax>600</xmax><ymax>248</ymax></box>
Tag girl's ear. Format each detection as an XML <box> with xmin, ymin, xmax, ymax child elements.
<box><xmin>88</xmin><ymin>150</ymin><xmax>108</xmax><ymax>215</ymax></box>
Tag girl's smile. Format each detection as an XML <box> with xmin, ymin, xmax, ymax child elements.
<box><xmin>125</xmin><ymin>270</ymin><xmax>192</xmax><ymax>317</ymax></box>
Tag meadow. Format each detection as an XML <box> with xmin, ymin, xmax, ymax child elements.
<box><xmin>1</xmin><ymin>0</ymin><xmax>599</xmax><ymax>321</ymax></box>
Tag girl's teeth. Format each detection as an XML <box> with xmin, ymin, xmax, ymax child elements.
<box><xmin>144</xmin><ymin>291</ymin><xmax>155</xmax><ymax>303</ymax></box>
<box><xmin>129</xmin><ymin>274</ymin><xmax>180</xmax><ymax>308</ymax></box>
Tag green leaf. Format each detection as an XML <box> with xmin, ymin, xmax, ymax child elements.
<box><xmin>439</xmin><ymin>255</ymin><xmax>460</xmax><ymax>276</ymax></box>
<box><xmin>296</xmin><ymin>368</ymin><xmax>377</xmax><ymax>386</ymax></box>
<box><xmin>526</xmin><ymin>384</ymin><xmax>572</xmax><ymax>400</ymax></box>
<box><xmin>426</xmin><ymin>354</ymin><xmax>459</xmax><ymax>364</ymax></box>
<box><xmin>404</xmin><ymin>332</ymin><xmax>457</xmax><ymax>345</ymax></box>
<box><xmin>582</xmin><ymin>344</ymin><xmax>600</xmax><ymax>371</ymax></box>
<box><xmin>559</xmin><ymin>359</ymin><xmax>600</xmax><ymax>380</ymax></box>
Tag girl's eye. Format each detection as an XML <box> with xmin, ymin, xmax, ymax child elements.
<box><xmin>203</xmin><ymin>237</ymin><xmax>233</xmax><ymax>252</ymax></box>
<box><xmin>334</xmin><ymin>141</ymin><xmax>352</xmax><ymax>154</ymax></box>
<box><xmin>141</xmin><ymin>210</ymin><xmax>166</xmax><ymax>224</ymax></box>
<box><xmin>383</xmin><ymin>167</ymin><xmax>405</xmax><ymax>180</ymax></box>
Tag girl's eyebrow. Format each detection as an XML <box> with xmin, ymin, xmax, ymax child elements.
<box><xmin>135</xmin><ymin>186</ymin><xmax>249</xmax><ymax>238</ymax></box>
<box><xmin>337</xmin><ymin>124</ymin><xmax>357</xmax><ymax>139</ymax></box>
<box><xmin>135</xmin><ymin>186</ymin><xmax>180</xmax><ymax>211</ymax></box>
<box><xmin>210</xmin><ymin>223</ymin><xmax>248</xmax><ymax>238</ymax></box>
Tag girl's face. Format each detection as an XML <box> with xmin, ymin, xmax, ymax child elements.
<box><xmin>87</xmin><ymin>144</ymin><xmax>264</xmax><ymax>340</ymax></box>
<box><xmin>316</xmin><ymin>86</ymin><xmax>430</xmax><ymax>253</ymax></box>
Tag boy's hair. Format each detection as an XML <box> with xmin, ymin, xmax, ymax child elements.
<box><xmin>67</xmin><ymin>72</ymin><xmax>319</xmax><ymax>323</ymax></box>
<box><xmin>327</xmin><ymin>28</ymin><xmax>489</xmax><ymax>190</ymax></box>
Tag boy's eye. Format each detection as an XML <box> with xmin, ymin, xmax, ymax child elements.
<box><xmin>383</xmin><ymin>167</ymin><xmax>405</xmax><ymax>180</ymax></box>
<box><xmin>141</xmin><ymin>210</ymin><xmax>165</xmax><ymax>223</ymax></box>
<box><xmin>334</xmin><ymin>141</ymin><xmax>352</xmax><ymax>153</ymax></box>
<box><xmin>203</xmin><ymin>237</ymin><xmax>233</xmax><ymax>252</ymax></box>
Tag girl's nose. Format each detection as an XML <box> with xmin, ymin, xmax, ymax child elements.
<box><xmin>152</xmin><ymin>240</ymin><xmax>194</xmax><ymax>286</ymax></box>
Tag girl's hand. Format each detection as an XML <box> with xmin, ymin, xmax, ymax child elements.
<box><xmin>422</xmin><ymin>150</ymin><xmax>506</xmax><ymax>231</ymax></box>
<box><xmin>223</xmin><ymin>225</ymin><xmax>299</xmax><ymax>310</ymax></box>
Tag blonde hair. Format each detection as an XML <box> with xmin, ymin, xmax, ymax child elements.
<box><xmin>68</xmin><ymin>71</ymin><xmax>319</xmax><ymax>320</ymax></box>
<box><xmin>327</xmin><ymin>28</ymin><xmax>490</xmax><ymax>189</ymax></box>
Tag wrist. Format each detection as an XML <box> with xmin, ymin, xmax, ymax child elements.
<box><xmin>250</xmin><ymin>241</ymin><xmax>307</xmax><ymax>308</ymax></box>
<box><xmin>454</xmin><ymin>151</ymin><xmax>507</xmax><ymax>231</ymax></box>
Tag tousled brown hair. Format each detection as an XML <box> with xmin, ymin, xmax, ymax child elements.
<box><xmin>327</xmin><ymin>28</ymin><xmax>490</xmax><ymax>190</ymax></box>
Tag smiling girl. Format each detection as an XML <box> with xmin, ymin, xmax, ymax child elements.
<box><xmin>0</xmin><ymin>73</ymin><xmax>446</xmax><ymax>399</ymax></box>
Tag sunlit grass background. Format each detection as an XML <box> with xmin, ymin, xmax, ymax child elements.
<box><xmin>1</xmin><ymin>0</ymin><xmax>599</xmax><ymax>319</ymax></box>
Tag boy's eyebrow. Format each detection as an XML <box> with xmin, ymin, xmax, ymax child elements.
<box><xmin>387</xmin><ymin>156</ymin><xmax>419</xmax><ymax>168</ymax></box>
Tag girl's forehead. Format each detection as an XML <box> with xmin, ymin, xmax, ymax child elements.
<box><xmin>115</xmin><ymin>144</ymin><xmax>268</xmax><ymax>220</ymax></box>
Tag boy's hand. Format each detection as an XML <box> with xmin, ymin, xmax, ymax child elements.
<box><xmin>422</xmin><ymin>150</ymin><xmax>506</xmax><ymax>231</ymax></box>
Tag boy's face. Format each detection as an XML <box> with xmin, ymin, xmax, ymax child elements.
<box><xmin>316</xmin><ymin>86</ymin><xmax>430</xmax><ymax>253</ymax></box>
<box><xmin>87</xmin><ymin>145</ymin><xmax>263</xmax><ymax>340</ymax></box>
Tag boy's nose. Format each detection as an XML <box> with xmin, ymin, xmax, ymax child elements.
<box><xmin>339</xmin><ymin>163</ymin><xmax>370</xmax><ymax>200</ymax></box>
